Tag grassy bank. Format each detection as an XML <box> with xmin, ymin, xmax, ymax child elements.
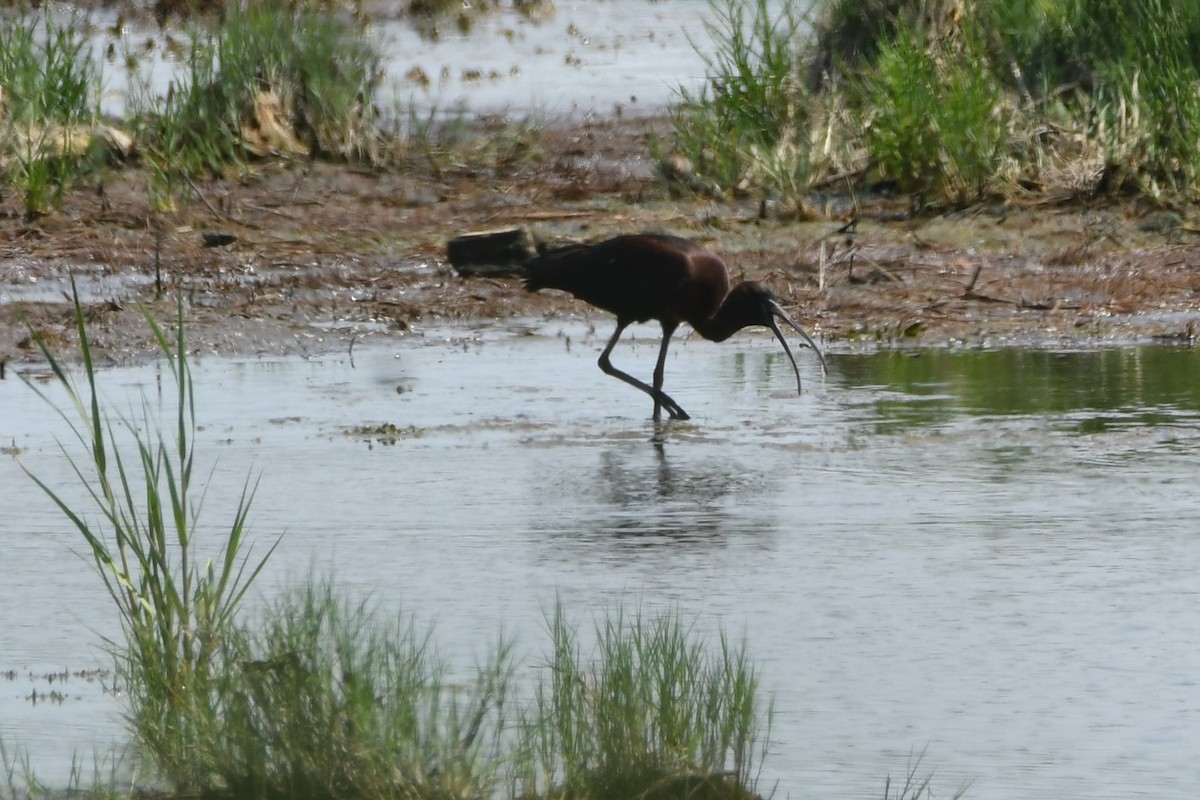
<box><xmin>668</xmin><ymin>0</ymin><xmax>1200</xmax><ymax>211</ymax></box>
<box><xmin>0</xmin><ymin>1</ymin><xmax>536</xmax><ymax>221</ymax></box>
<box><xmin>4</xmin><ymin>0</ymin><xmax>1198</xmax><ymax>225</ymax></box>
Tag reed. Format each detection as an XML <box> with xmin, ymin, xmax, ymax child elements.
<box><xmin>0</xmin><ymin>10</ymin><xmax>99</xmax><ymax>217</ymax></box>
<box><xmin>20</xmin><ymin>282</ymin><xmax>278</xmax><ymax>788</ymax></box>
<box><xmin>2</xmin><ymin>740</ymin><xmax>128</xmax><ymax>800</ymax></box>
<box><xmin>881</xmin><ymin>749</ymin><xmax>970</xmax><ymax>800</ymax></box>
<box><xmin>511</xmin><ymin>603</ymin><xmax>770</xmax><ymax>800</ymax></box>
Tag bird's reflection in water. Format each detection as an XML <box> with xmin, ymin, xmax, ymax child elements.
<box><xmin>534</xmin><ymin>428</ymin><xmax>777</xmax><ymax>548</ymax></box>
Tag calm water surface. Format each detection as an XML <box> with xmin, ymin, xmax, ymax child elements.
<box><xmin>88</xmin><ymin>0</ymin><xmax>740</xmax><ymax>119</ymax></box>
<box><xmin>3</xmin><ymin>323</ymin><xmax>1199</xmax><ymax>799</ymax></box>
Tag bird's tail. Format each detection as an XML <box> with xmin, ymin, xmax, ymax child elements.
<box><xmin>523</xmin><ymin>240</ymin><xmax>589</xmax><ymax>292</ymax></box>
<box><xmin>521</xmin><ymin>241</ymin><xmax>547</xmax><ymax>291</ymax></box>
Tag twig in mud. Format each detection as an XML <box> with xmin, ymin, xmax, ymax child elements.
<box><xmin>153</xmin><ymin>223</ymin><xmax>164</xmax><ymax>299</ymax></box>
<box><xmin>808</xmin><ymin>166</ymin><xmax>869</xmax><ymax>191</ymax></box>
<box><xmin>242</xmin><ymin>202</ymin><xmax>303</xmax><ymax>220</ymax></box>
<box><xmin>963</xmin><ymin>262</ymin><xmax>985</xmax><ymax>296</ymax></box>
<box><xmin>809</xmin><ymin>218</ymin><xmax>859</xmax><ymax>247</ymax></box>
<box><xmin>348</xmin><ymin>335</ymin><xmax>357</xmax><ymax>369</ymax></box>
<box><xmin>486</xmin><ymin>209</ymin><xmax>595</xmax><ymax>223</ymax></box>
<box><xmin>1020</xmin><ymin>297</ymin><xmax>1083</xmax><ymax>310</ymax></box>
<box><xmin>184</xmin><ymin>173</ymin><xmax>227</xmax><ymax>221</ymax></box>
<box><xmin>961</xmin><ymin>261</ymin><xmax>1047</xmax><ymax>305</ymax></box>
<box><xmin>818</xmin><ymin>240</ymin><xmax>826</xmax><ymax>292</ymax></box>
<box><xmin>289</xmin><ymin>165</ymin><xmax>310</xmax><ymax>201</ymax></box>
<box><xmin>846</xmin><ymin>251</ymin><xmax>902</xmax><ymax>284</ymax></box>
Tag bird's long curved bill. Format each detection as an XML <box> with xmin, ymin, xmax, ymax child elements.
<box><xmin>767</xmin><ymin>300</ymin><xmax>828</xmax><ymax>395</ymax></box>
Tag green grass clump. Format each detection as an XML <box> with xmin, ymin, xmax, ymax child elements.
<box><xmin>669</xmin><ymin>0</ymin><xmax>813</xmax><ymax>210</ymax></box>
<box><xmin>807</xmin><ymin>0</ymin><xmax>964</xmax><ymax>88</ymax></box>
<box><xmin>169</xmin><ymin>582</ymin><xmax>514</xmax><ymax>800</ymax></box>
<box><xmin>1083</xmin><ymin>6</ymin><xmax>1200</xmax><ymax>198</ymax></box>
<box><xmin>217</xmin><ymin>2</ymin><xmax>381</xmax><ymax>161</ymax></box>
<box><xmin>18</xmin><ymin>290</ymin><xmax>510</xmax><ymax>800</ymax></box>
<box><xmin>129</xmin><ymin>39</ymin><xmax>232</xmax><ymax>212</ymax></box>
<box><xmin>131</xmin><ymin>0</ymin><xmax>380</xmax><ymax>204</ymax></box>
<box><xmin>0</xmin><ymin>12</ymin><xmax>94</xmax><ymax>127</ymax></box>
<box><xmin>398</xmin><ymin>107</ymin><xmax>542</xmax><ymax>179</ymax></box>
<box><xmin>857</xmin><ymin>23</ymin><xmax>1007</xmax><ymax>206</ymax></box>
<box><xmin>674</xmin><ymin>0</ymin><xmax>1200</xmax><ymax>207</ymax></box>
<box><xmin>0</xmin><ymin>10</ymin><xmax>100</xmax><ymax>217</ymax></box>
<box><xmin>512</xmin><ymin>604</ymin><xmax>770</xmax><ymax>800</ymax></box>
<box><xmin>971</xmin><ymin>0</ymin><xmax>1200</xmax><ymax>197</ymax></box>
<box><xmin>978</xmin><ymin>0</ymin><xmax>1200</xmax><ymax>97</ymax></box>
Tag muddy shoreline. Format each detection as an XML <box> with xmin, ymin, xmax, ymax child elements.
<box><xmin>3</xmin><ymin>116</ymin><xmax>1198</xmax><ymax>369</ymax></box>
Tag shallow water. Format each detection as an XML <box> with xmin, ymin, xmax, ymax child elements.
<box><xmin>375</xmin><ymin>0</ymin><xmax>719</xmax><ymax>118</ymax></box>
<box><xmin>85</xmin><ymin>0</ymin><xmax>739</xmax><ymax>120</ymax></box>
<box><xmin>3</xmin><ymin>323</ymin><xmax>1200</xmax><ymax>799</ymax></box>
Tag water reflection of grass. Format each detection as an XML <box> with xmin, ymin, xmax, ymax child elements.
<box><xmin>842</xmin><ymin>348</ymin><xmax>1200</xmax><ymax>428</ymax></box>
<box><xmin>11</xmin><ymin>294</ymin><xmax>781</xmax><ymax>800</ymax></box>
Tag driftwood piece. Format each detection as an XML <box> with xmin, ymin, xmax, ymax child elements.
<box><xmin>447</xmin><ymin>227</ymin><xmax>536</xmax><ymax>277</ymax></box>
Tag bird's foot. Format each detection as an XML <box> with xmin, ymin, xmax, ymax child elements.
<box><xmin>653</xmin><ymin>392</ymin><xmax>689</xmax><ymax>422</ymax></box>
<box><xmin>664</xmin><ymin>405</ymin><xmax>690</xmax><ymax>421</ymax></box>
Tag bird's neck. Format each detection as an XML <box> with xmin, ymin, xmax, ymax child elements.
<box><xmin>691</xmin><ymin>298</ymin><xmax>752</xmax><ymax>343</ymax></box>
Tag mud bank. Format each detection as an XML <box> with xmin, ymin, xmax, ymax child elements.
<box><xmin>2</xmin><ymin>117</ymin><xmax>1198</xmax><ymax>368</ymax></box>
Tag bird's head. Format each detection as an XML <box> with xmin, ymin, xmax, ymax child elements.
<box><xmin>726</xmin><ymin>282</ymin><xmax>828</xmax><ymax>394</ymax></box>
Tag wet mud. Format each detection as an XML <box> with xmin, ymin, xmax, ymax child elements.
<box><xmin>2</xmin><ymin>115</ymin><xmax>1199</xmax><ymax>368</ymax></box>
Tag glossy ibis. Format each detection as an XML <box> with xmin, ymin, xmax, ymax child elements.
<box><xmin>524</xmin><ymin>233</ymin><xmax>827</xmax><ymax>421</ymax></box>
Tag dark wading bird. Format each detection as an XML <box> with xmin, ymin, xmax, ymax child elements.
<box><xmin>524</xmin><ymin>233</ymin><xmax>827</xmax><ymax>421</ymax></box>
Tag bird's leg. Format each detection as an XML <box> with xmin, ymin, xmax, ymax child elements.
<box><xmin>598</xmin><ymin>321</ymin><xmax>690</xmax><ymax>422</ymax></box>
<box><xmin>652</xmin><ymin>321</ymin><xmax>688</xmax><ymax>422</ymax></box>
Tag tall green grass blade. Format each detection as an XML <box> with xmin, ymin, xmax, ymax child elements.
<box><xmin>19</xmin><ymin>278</ymin><xmax>276</xmax><ymax>790</ymax></box>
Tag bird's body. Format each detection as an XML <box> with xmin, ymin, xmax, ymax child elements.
<box><xmin>524</xmin><ymin>233</ymin><xmax>826</xmax><ymax>421</ymax></box>
<box><xmin>526</xmin><ymin>235</ymin><xmax>728</xmax><ymax>334</ymax></box>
